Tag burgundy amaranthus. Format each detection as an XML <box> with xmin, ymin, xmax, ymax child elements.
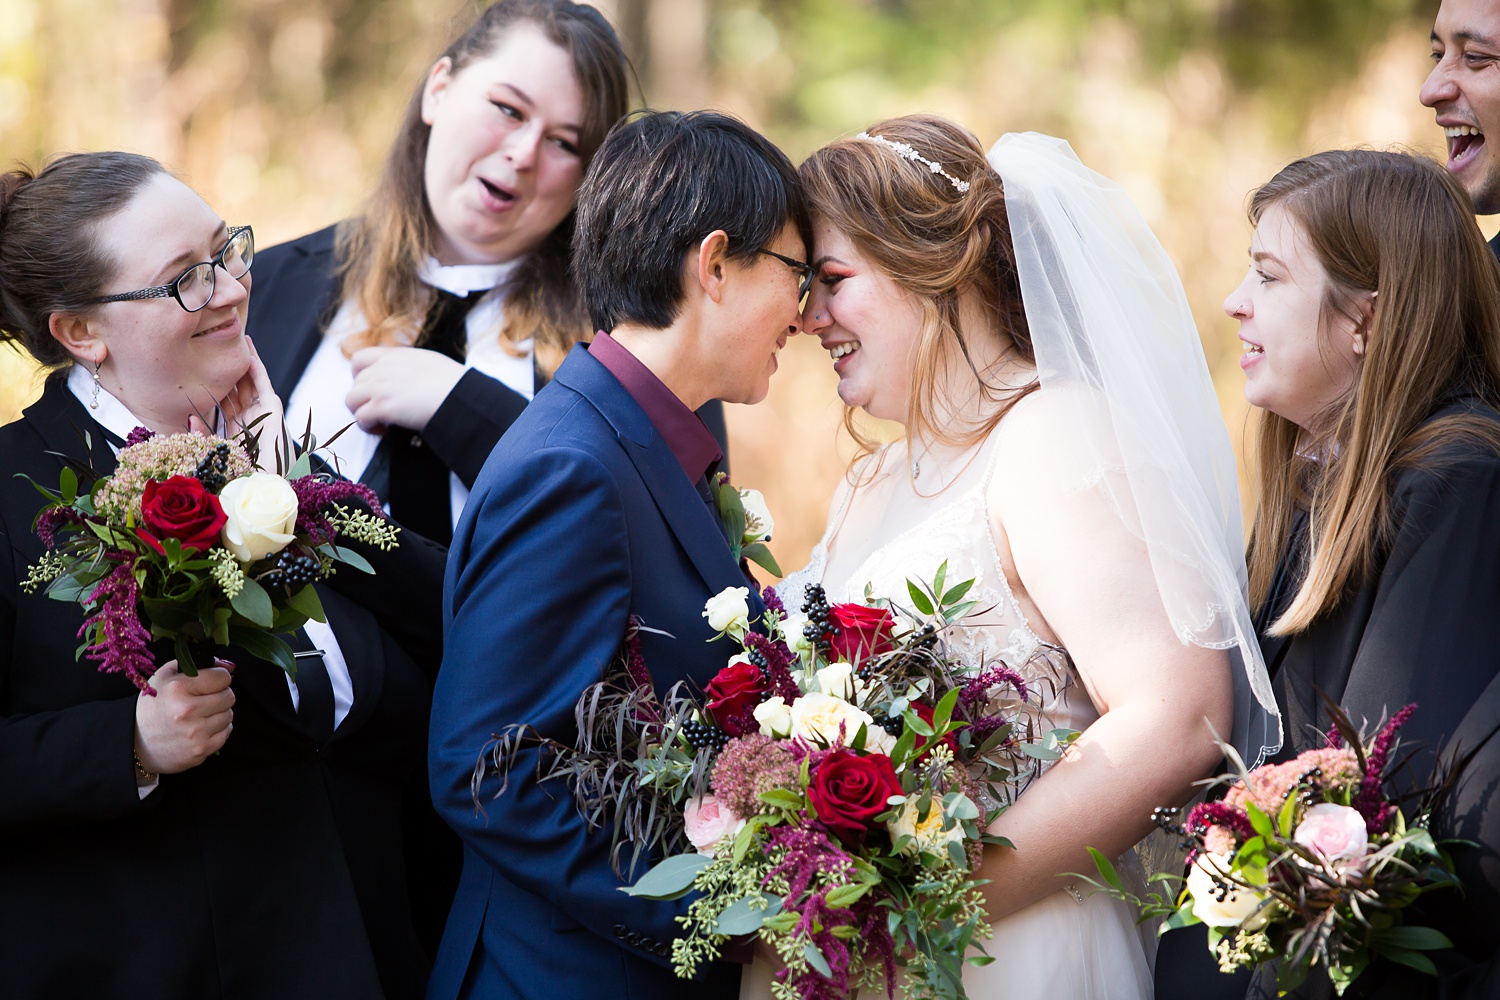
<box><xmin>36</xmin><ymin>506</ymin><xmax>90</xmax><ymax>549</ymax></box>
<box><xmin>122</xmin><ymin>426</ymin><xmax>156</xmax><ymax>448</ymax></box>
<box><xmin>289</xmin><ymin>476</ymin><xmax>383</xmax><ymax>543</ymax></box>
<box><xmin>79</xmin><ymin>561</ymin><xmax>157</xmax><ymax>693</ymax></box>
<box><xmin>762</xmin><ymin>586</ymin><xmax>785</xmax><ymax>616</ymax></box>
<box><xmin>762</xmin><ymin>822</ymin><xmax>898</xmax><ymax>1000</ymax></box>
<box><xmin>1184</xmin><ymin>800</ymin><xmax>1256</xmax><ymax>859</ymax></box>
<box><xmin>744</xmin><ymin>631</ymin><xmax>800</xmax><ymax>703</ymax></box>
<box><xmin>1353</xmin><ymin>703</ymin><xmax>1417</xmax><ymax>834</ymax></box>
<box><xmin>959</xmin><ymin>663</ymin><xmax>1028</xmax><ymax>709</ymax></box>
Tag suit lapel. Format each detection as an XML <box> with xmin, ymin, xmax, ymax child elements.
<box><xmin>554</xmin><ymin>348</ymin><xmax>746</xmax><ymax>598</ymax></box>
<box><xmin>620</xmin><ymin>436</ymin><xmax>748</xmax><ymax>597</ymax></box>
<box><xmin>320</xmin><ymin>586</ymin><xmax>385</xmax><ymax>738</ymax></box>
<box><xmin>25</xmin><ymin>375</ymin><xmax>122</xmax><ymax>476</ymax></box>
<box><xmin>251</xmin><ymin>235</ymin><xmax>337</xmax><ymax>398</ymax></box>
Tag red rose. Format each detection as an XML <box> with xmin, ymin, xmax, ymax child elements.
<box><xmin>911</xmin><ymin>701</ymin><xmax>963</xmax><ymax>756</ymax></box>
<box><xmin>807</xmin><ymin>748</ymin><xmax>901</xmax><ymax>844</ymax></box>
<box><xmin>136</xmin><ymin>476</ymin><xmax>227</xmax><ymax>556</ymax></box>
<box><xmin>828</xmin><ymin>603</ymin><xmax>896</xmax><ymax>663</ymax></box>
<box><xmin>705</xmin><ymin>659</ymin><xmax>764</xmax><ymax>736</ymax></box>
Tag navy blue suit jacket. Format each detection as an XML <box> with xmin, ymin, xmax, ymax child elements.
<box><xmin>427</xmin><ymin>345</ymin><xmax>749</xmax><ymax>1000</ymax></box>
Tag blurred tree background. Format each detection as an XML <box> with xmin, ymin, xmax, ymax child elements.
<box><xmin>0</xmin><ymin>0</ymin><xmax>1460</xmax><ymax>567</ymax></box>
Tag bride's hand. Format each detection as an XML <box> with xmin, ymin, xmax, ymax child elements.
<box><xmin>209</xmin><ymin>335</ymin><xmax>286</xmax><ymax>445</ymax></box>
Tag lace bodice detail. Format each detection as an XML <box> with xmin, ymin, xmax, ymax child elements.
<box><xmin>777</xmin><ymin>431</ymin><xmax>1100</xmax><ymax>781</ymax></box>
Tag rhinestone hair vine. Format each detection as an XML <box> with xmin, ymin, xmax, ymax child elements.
<box><xmin>855</xmin><ymin>132</ymin><xmax>971</xmax><ymax>194</ymax></box>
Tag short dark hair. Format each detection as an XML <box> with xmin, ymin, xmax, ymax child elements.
<box><xmin>571</xmin><ymin>110</ymin><xmax>810</xmax><ymax>331</ymax></box>
<box><xmin>0</xmin><ymin>151</ymin><xmax>166</xmax><ymax>367</ymax></box>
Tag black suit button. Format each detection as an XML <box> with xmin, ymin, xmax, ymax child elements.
<box><xmin>612</xmin><ymin>924</ymin><xmax>627</xmax><ymax>939</ymax></box>
<box><xmin>655</xmin><ymin>942</ymin><xmax>671</xmax><ymax>957</ymax></box>
<box><xmin>626</xmin><ymin>932</ymin><xmax>642</xmax><ymax>947</ymax></box>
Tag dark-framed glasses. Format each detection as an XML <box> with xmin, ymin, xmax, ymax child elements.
<box><xmin>93</xmin><ymin>226</ymin><xmax>255</xmax><ymax>314</ymax></box>
<box><xmin>757</xmin><ymin>248</ymin><xmax>815</xmax><ymax>313</ymax></box>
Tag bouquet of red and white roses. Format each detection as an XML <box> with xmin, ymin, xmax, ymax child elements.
<box><xmin>478</xmin><ymin>565</ymin><xmax>1074</xmax><ymax>1000</ymax></box>
<box><xmin>22</xmin><ymin>426</ymin><xmax>398</xmax><ymax>690</ymax></box>
<box><xmin>1084</xmin><ymin>704</ymin><xmax>1463</xmax><ymax>996</ymax></box>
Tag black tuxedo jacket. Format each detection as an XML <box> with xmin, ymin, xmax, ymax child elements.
<box><xmin>246</xmin><ymin>224</ymin><xmax>731</xmax><ymax>488</ymax></box>
<box><xmin>1157</xmin><ymin>403</ymin><xmax>1500</xmax><ymax>999</ymax></box>
<box><xmin>0</xmin><ymin>376</ymin><xmax>441</xmax><ymax>999</ymax></box>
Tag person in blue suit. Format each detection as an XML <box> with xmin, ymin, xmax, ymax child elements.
<box><xmin>426</xmin><ymin>109</ymin><xmax>812</xmax><ymax>1000</ymax></box>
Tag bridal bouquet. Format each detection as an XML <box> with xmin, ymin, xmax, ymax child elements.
<box><xmin>478</xmin><ymin>565</ymin><xmax>1073</xmax><ymax>1000</ymax></box>
<box><xmin>21</xmin><ymin>426</ymin><xmax>398</xmax><ymax>691</ymax></box>
<box><xmin>1084</xmin><ymin>704</ymin><xmax>1462</xmax><ymax>995</ymax></box>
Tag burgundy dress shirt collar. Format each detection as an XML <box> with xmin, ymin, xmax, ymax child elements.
<box><xmin>589</xmin><ymin>331</ymin><xmax>723</xmax><ymax>483</ymax></box>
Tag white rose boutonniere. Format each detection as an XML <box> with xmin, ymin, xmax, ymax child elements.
<box><xmin>703</xmin><ymin>586</ymin><xmax>751</xmax><ymax>637</ymax></box>
<box><xmin>219</xmin><ymin>472</ymin><xmax>299</xmax><ymax>562</ymax></box>
<box><xmin>708</xmin><ymin>473</ymin><xmax>781</xmax><ymax>577</ymax></box>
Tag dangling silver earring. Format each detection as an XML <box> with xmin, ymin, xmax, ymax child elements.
<box><xmin>89</xmin><ymin>359</ymin><xmax>102</xmax><ymax>410</ymax></box>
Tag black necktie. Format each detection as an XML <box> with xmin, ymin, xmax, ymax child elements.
<box><xmin>287</xmin><ymin>628</ymin><xmax>335</xmax><ymax>742</ymax></box>
<box><xmin>379</xmin><ymin>289</ymin><xmax>484</xmax><ymax>544</ymax></box>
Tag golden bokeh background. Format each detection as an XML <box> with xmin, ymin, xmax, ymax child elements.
<box><xmin>0</xmin><ymin>0</ymin><xmax>1477</xmax><ymax>572</ymax></box>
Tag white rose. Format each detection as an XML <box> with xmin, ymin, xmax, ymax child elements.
<box><xmin>788</xmin><ymin>692</ymin><xmax>876</xmax><ymax>748</ymax></box>
<box><xmin>754</xmin><ymin>696</ymin><xmax>792</xmax><ymax>737</ymax></box>
<box><xmin>815</xmin><ymin>661</ymin><xmax>860</xmax><ymax>701</ymax></box>
<box><xmin>862</xmin><ymin>725</ymin><xmax>897</xmax><ymax>755</ymax></box>
<box><xmin>703</xmin><ymin>586</ymin><xmax>751</xmax><ymax>634</ymax></box>
<box><xmin>218</xmin><ymin>472</ymin><xmax>299</xmax><ymax>562</ymax></box>
<box><xmin>739</xmin><ymin>488</ymin><xmax>774</xmax><ymax>543</ymax></box>
<box><xmin>1186</xmin><ymin>853</ymin><xmax>1267</xmax><ymax>928</ymax></box>
<box><xmin>888</xmin><ymin>796</ymin><xmax>965</xmax><ymax>859</ymax></box>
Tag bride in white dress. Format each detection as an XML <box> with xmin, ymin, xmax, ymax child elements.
<box><xmin>741</xmin><ymin>120</ymin><xmax>1281</xmax><ymax>999</ymax></box>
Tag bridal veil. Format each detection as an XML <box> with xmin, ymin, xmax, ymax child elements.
<box><xmin>989</xmin><ymin>132</ymin><xmax>1282</xmax><ymax>769</ymax></box>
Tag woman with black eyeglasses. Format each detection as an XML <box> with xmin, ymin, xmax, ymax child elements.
<box><xmin>0</xmin><ymin>152</ymin><xmax>443</xmax><ymax>998</ymax></box>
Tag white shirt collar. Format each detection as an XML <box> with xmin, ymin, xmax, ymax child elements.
<box><xmin>66</xmin><ymin>362</ymin><xmax>147</xmax><ymax>447</ymax></box>
<box><xmin>418</xmin><ymin>256</ymin><xmax>522</xmax><ymax>297</ymax></box>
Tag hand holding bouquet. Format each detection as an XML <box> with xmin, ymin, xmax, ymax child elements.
<box><xmin>22</xmin><ymin>426</ymin><xmax>398</xmax><ymax>691</ymax></box>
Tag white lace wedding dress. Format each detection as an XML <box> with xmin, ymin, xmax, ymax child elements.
<box><xmin>739</xmin><ymin>420</ymin><xmax>1155</xmax><ymax>1000</ymax></box>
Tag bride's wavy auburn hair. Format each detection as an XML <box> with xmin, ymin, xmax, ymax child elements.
<box><xmin>336</xmin><ymin>0</ymin><xmax>627</xmax><ymax>366</ymax></box>
<box><xmin>1247</xmin><ymin>149</ymin><xmax>1500</xmax><ymax>635</ymax></box>
<box><xmin>798</xmin><ymin>115</ymin><xmax>1037</xmax><ymax>467</ymax></box>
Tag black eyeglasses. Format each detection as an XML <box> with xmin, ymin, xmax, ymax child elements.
<box><xmin>757</xmin><ymin>248</ymin><xmax>815</xmax><ymax>313</ymax></box>
<box><xmin>93</xmin><ymin>226</ymin><xmax>255</xmax><ymax>314</ymax></box>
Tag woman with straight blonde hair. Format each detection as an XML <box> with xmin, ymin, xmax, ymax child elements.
<box><xmin>752</xmin><ymin>115</ymin><xmax>1279</xmax><ymax>998</ymax></box>
<box><xmin>1175</xmin><ymin>148</ymin><xmax>1500</xmax><ymax>999</ymax></box>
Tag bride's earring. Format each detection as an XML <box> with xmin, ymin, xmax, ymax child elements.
<box><xmin>89</xmin><ymin>359</ymin><xmax>102</xmax><ymax>410</ymax></box>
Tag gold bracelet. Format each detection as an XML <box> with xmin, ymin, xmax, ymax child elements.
<box><xmin>133</xmin><ymin>746</ymin><xmax>157</xmax><ymax>787</ymax></box>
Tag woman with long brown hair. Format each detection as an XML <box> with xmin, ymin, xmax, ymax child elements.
<box><xmin>758</xmin><ymin>116</ymin><xmax>1278</xmax><ymax>998</ymax></box>
<box><xmin>1178</xmin><ymin>149</ymin><xmax>1500</xmax><ymax>999</ymax></box>
<box><xmin>246</xmin><ymin>0</ymin><xmax>732</xmax><ymax>957</ymax></box>
<box><xmin>250</xmin><ymin>0</ymin><xmax>651</xmax><ymax>551</ymax></box>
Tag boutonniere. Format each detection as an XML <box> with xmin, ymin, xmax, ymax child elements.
<box><xmin>708</xmin><ymin>472</ymin><xmax>780</xmax><ymax>577</ymax></box>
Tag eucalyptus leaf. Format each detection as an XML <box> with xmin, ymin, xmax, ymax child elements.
<box><xmin>331</xmin><ymin>545</ymin><xmax>374</xmax><ymax>575</ymax></box>
<box><xmin>802</xmin><ymin>943</ymin><xmax>833</xmax><ymax>978</ymax></box>
<box><xmin>230</xmin><ymin>578</ymin><xmax>274</xmax><ymax>627</ymax></box>
<box><xmin>1018</xmin><ymin>743</ymin><xmax>1061</xmax><ymax>761</ymax></box>
<box><xmin>59</xmin><ymin>466</ymin><xmax>77</xmax><ymax>505</ymax></box>
<box><xmin>713</xmin><ymin>894</ymin><xmax>778</xmax><ymax>936</ymax></box>
<box><xmin>619</xmin><ymin>853</ymin><xmax>710</xmax><ymax>900</ymax></box>
<box><xmin>285</xmin><ymin>584</ymin><xmax>327</xmax><ymax>623</ymax></box>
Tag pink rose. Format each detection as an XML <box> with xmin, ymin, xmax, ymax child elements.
<box><xmin>1293</xmin><ymin>803</ymin><xmax>1369</xmax><ymax>863</ymax></box>
<box><xmin>683</xmin><ymin>794</ymin><xmax>744</xmax><ymax>857</ymax></box>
